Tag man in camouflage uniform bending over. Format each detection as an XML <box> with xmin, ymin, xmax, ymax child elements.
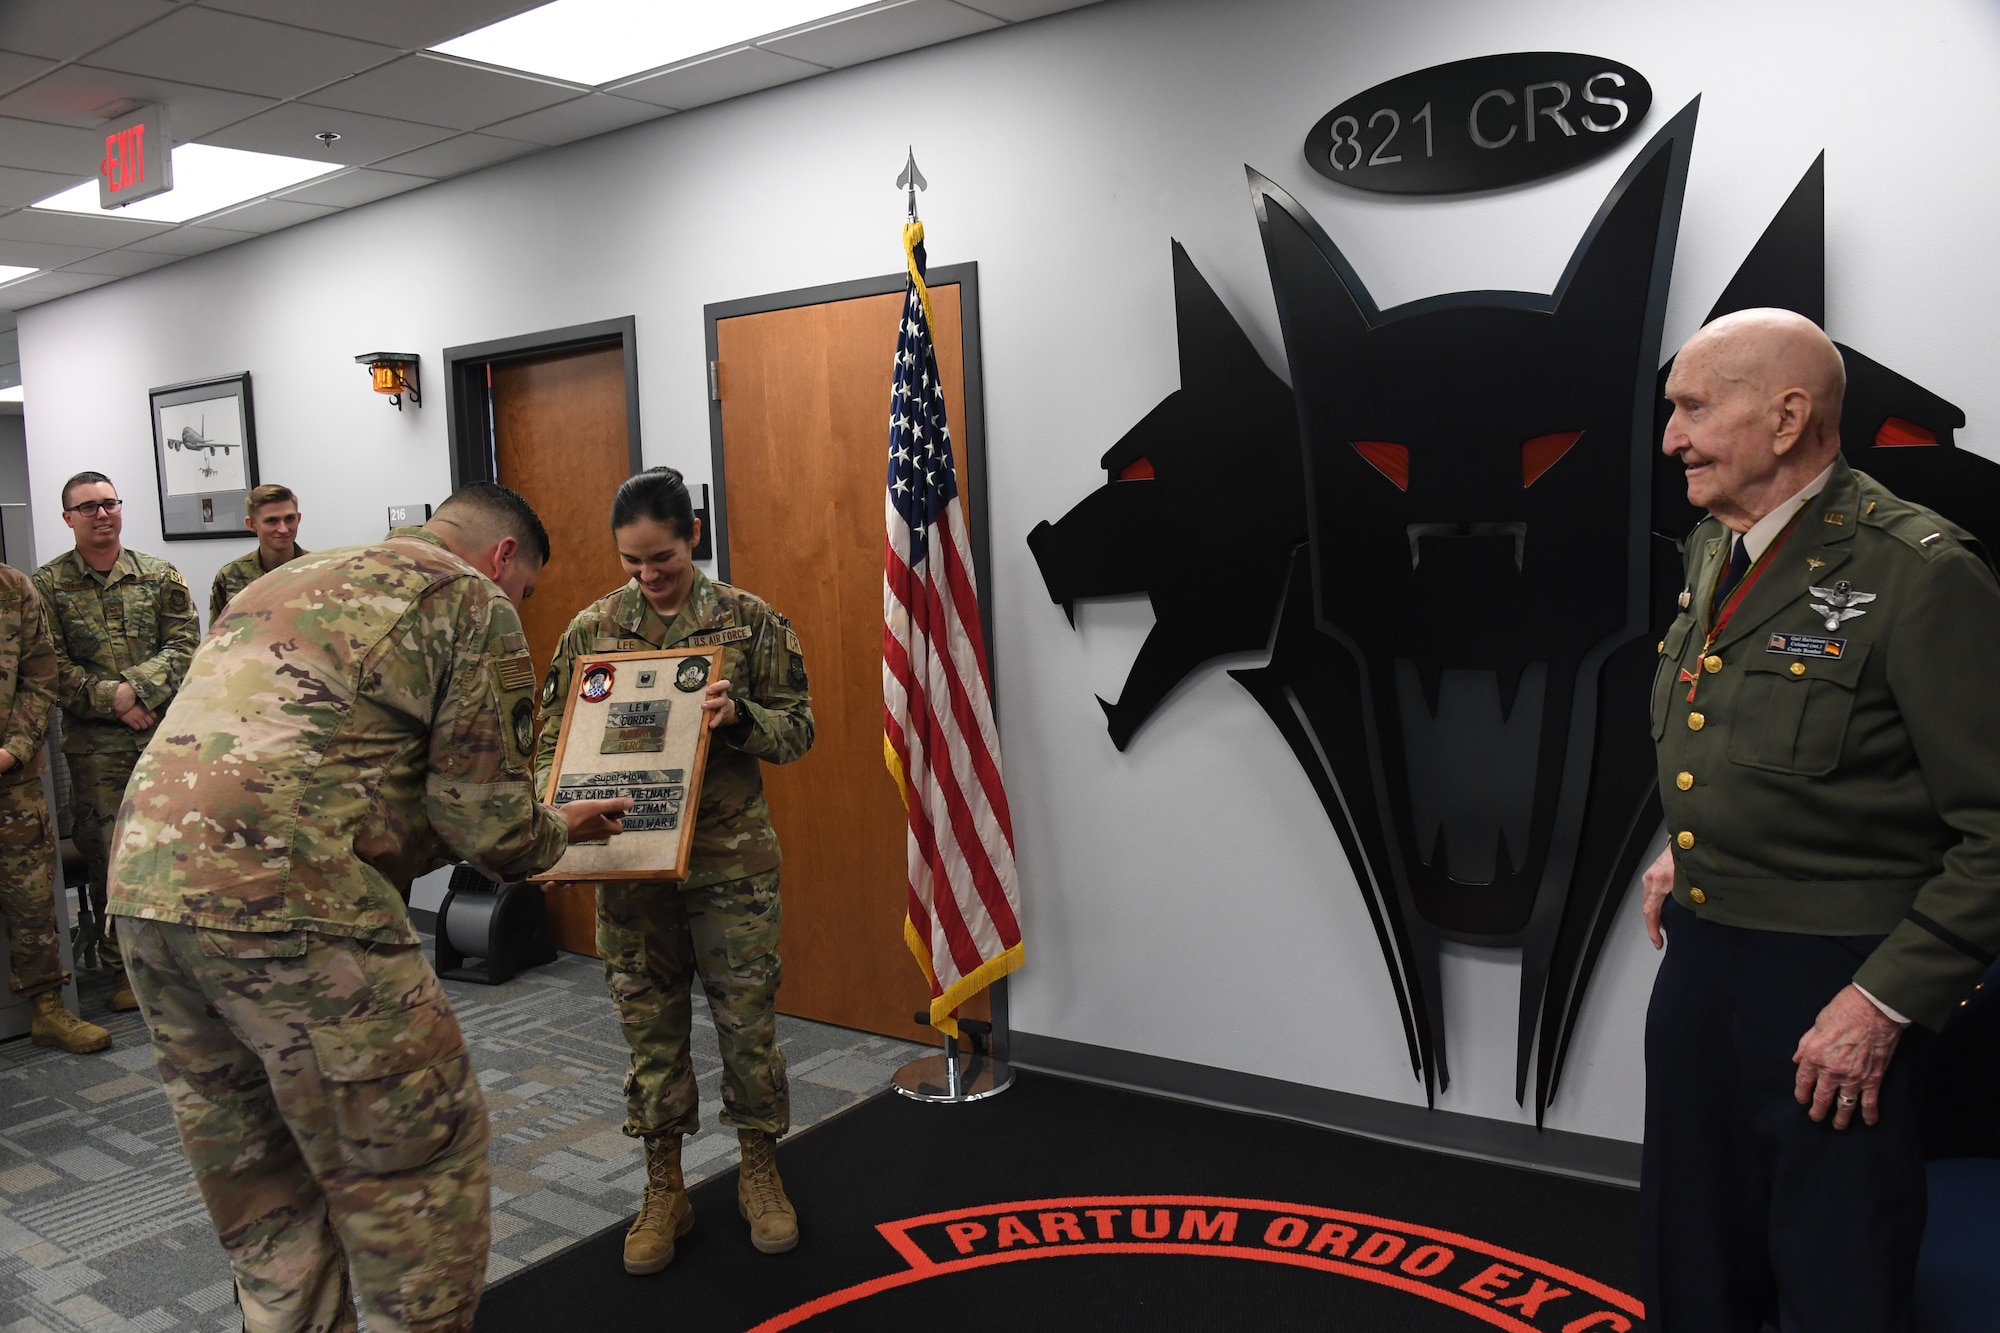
<box><xmin>109</xmin><ymin>485</ymin><xmax>630</xmax><ymax>1333</ymax></box>
<box><xmin>33</xmin><ymin>471</ymin><xmax>198</xmax><ymax>1009</ymax></box>
<box><xmin>0</xmin><ymin>559</ymin><xmax>108</xmax><ymax>1052</ymax></box>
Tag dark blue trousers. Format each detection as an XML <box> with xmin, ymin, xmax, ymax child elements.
<box><xmin>1640</xmin><ymin>898</ymin><xmax>1930</xmax><ymax>1332</ymax></box>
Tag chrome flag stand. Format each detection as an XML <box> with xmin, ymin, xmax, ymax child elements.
<box><xmin>895</xmin><ymin>1015</ymin><xmax>1015</xmax><ymax>1104</ymax></box>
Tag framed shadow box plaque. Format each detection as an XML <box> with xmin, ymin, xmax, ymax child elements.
<box><xmin>530</xmin><ymin>647</ymin><xmax>721</xmax><ymax>883</ymax></box>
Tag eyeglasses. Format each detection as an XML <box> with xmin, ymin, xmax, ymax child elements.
<box><xmin>65</xmin><ymin>499</ymin><xmax>122</xmax><ymax>516</ymax></box>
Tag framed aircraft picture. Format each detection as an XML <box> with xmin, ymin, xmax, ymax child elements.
<box><xmin>148</xmin><ymin>372</ymin><xmax>259</xmax><ymax>540</ymax></box>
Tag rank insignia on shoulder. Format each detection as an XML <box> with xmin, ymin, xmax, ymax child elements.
<box><xmin>1768</xmin><ymin>633</ymin><xmax>1845</xmax><ymax>659</ymax></box>
<box><xmin>1808</xmin><ymin>580</ymin><xmax>1876</xmax><ymax>632</ymax></box>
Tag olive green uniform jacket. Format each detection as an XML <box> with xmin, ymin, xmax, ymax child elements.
<box><xmin>108</xmin><ymin>527</ymin><xmax>568</xmax><ymax>943</ymax></box>
<box><xmin>208</xmin><ymin>544</ymin><xmax>307</xmax><ymax>623</ymax></box>
<box><xmin>32</xmin><ymin>546</ymin><xmax>199</xmax><ymax>757</ymax></box>
<box><xmin>533</xmin><ymin>571</ymin><xmax>814</xmax><ymax>889</ymax></box>
<box><xmin>1654</xmin><ymin>460</ymin><xmax>2000</xmax><ymax>1028</ymax></box>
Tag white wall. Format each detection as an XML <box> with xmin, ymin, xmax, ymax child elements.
<box><xmin>19</xmin><ymin>0</ymin><xmax>2000</xmax><ymax>1142</ymax></box>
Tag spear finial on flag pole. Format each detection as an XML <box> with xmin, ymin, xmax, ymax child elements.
<box><xmin>896</xmin><ymin>145</ymin><xmax>926</xmax><ymax>221</ymax></box>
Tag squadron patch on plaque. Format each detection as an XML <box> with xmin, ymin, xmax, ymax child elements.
<box><xmin>675</xmin><ymin>656</ymin><xmax>710</xmax><ymax>693</ymax></box>
<box><xmin>580</xmin><ymin>663</ymin><xmax>616</xmax><ymax>702</ymax></box>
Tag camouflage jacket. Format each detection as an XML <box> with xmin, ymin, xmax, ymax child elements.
<box><xmin>209</xmin><ymin>544</ymin><xmax>308</xmax><ymax>623</ymax></box>
<box><xmin>32</xmin><ymin>546</ymin><xmax>199</xmax><ymax>756</ymax></box>
<box><xmin>107</xmin><ymin>527</ymin><xmax>568</xmax><ymax>943</ymax></box>
<box><xmin>0</xmin><ymin>563</ymin><xmax>58</xmax><ymax>785</ymax></box>
<box><xmin>534</xmin><ymin>572</ymin><xmax>814</xmax><ymax>888</ymax></box>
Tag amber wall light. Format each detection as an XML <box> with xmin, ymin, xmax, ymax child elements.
<box><xmin>354</xmin><ymin>352</ymin><xmax>421</xmax><ymax>410</ymax></box>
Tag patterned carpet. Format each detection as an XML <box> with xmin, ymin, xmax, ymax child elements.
<box><xmin>0</xmin><ymin>940</ymin><xmax>927</xmax><ymax>1332</ymax></box>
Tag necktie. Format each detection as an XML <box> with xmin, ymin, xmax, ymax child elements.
<box><xmin>1714</xmin><ymin>537</ymin><xmax>1753</xmax><ymax>606</ymax></box>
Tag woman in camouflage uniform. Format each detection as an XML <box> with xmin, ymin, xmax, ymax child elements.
<box><xmin>533</xmin><ymin>466</ymin><xmax>814</xmax><ymax>1276</ymax></box>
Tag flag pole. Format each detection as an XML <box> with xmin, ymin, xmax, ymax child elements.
<box><xmin>882</xmin><ymin>148</ymin><xmax>1017</xmax><ymax>1104</ymax></box>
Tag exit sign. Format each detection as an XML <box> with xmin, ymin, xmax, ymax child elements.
<box><xmin>98</xmin><ymin>104</ymin><xmax>172</xmax><ymax>209</ymax></box>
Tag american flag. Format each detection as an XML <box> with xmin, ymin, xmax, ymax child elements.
<box><xmin>883</xmin><ymin>218</ymin><xmax>1024</xmax><ymax>1037</ymax></box>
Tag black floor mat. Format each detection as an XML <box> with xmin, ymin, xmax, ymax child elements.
<box><xmin>476</xmin><ymin>1070</ymin><xmax>1643</xmax><ymax>1332</ymax></box>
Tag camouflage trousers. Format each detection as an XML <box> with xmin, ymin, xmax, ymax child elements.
<box><xmin>0</xmin><ymin>778</ymin><xmax>64</xmax><ymax>998</ymax></box>
<box><xmin>67</xmin><ymin>747</ymin><xmax>138</xmax><ymax>968</ymax></box>
<box><xmin>598</xmin><ymin>868</ymin><xmax>789</xmax><ymax>1139</ymax></box>
<box><xmin>122</xmin><ymin>919</ymin><xmax>490</xmax><ymax>1333</ymax></box>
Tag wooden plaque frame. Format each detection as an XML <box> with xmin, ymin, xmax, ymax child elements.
<box><xmin>530</xmin><ymin>647</ymin><xmax>721</xmax><ymax>883</ymax></box>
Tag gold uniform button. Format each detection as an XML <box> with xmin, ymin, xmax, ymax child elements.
<box><xmin>1703</xmin><ymin>655</ymin><xmax>1723</xmax><ymax>674</ymax></box>
<box><xmin>1677</xmin><ymin>830</ymin><xmax>1695</xmax><ymax>850</ymax></box>
<box><xmin>1790</xmin><ymin>661</ymin><xmax>1807</xmax><ymax>677</ymax></box>
<box><xmin>1676</xmin><ymin>771</ymin><xmax>1694</xmax><ymax>791</ymax></box>
<box><xmin>1689</xmin><ymin>887</ymin><xmax>1708</xmax><ymax>905</ymax></box>
<box><xmin>1688</xmin><ymin>712</ymin><xmax>1706</xmax><ymax>731</ymax></box>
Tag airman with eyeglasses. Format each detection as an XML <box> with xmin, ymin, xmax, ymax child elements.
<box><xmin>30</xmin><ymin>471</ymin><xmax>198</xmax><ymax>1012</ymax></box>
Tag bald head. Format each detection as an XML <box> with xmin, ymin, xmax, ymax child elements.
<box><xmin>1662</xmin><ymin>308</ymin><xmax>1848</xmax><ymax>532</ymax></box>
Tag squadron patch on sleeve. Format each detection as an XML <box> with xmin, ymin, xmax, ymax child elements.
<box><xmin>165</xmin><ymin>585</ymin><xmax>189</xmax><ymax>614</ymax></box>
<box><xmin>542</xmin><ymin>670</ymin><xmax>558</xmax><ymax>708</ymax></box>
<box><xmin>511</xmin><ymin>697</ymin><xmax>535</xmax><ymax>758</ymax></box>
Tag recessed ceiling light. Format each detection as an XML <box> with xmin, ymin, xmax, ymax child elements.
<box><xmin>31</xmin><ymin>144</ymin><xmax>344</xmax><ymax>225</ymax></box>
<box><xmin>0</xmin><ymin>385</ymin><xmax>23</xmax><ymax>403</ymax></box>
<box><xmin>0</xmin><ymin>265</ymin><xmax>38</xmax><ymax>285</ymax></box>
<box><xmin>432</xmin><ymin>0</ymin><xmax>857</xmax><ymax>87</ymax></box>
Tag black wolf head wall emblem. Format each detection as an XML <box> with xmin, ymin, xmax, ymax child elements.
<box><xmin>1031</xmin><ymin>99</ymin><xmax>1998</xmax><ymax>1121</ymax></box>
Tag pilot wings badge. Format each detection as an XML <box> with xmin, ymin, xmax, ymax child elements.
<box><xmin>1809</xmin><ymin>580</ymin><xmax>1877</xmax><ymax>631</ymax></box>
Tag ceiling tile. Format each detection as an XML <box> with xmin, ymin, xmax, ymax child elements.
<box><xmin>957</xmin><ymin>0</ymin><xmax>1101</xmax><ymax>18</ymax></box>
<box><xmin>302</xmin><ymin>53</ymin><xmax>577</xmax><ymax>132</ymax></box>
<box><xmin>120</xmin><ymin>224</ymin><xmax>258</xmax><ymax>255</ymax></box>
<box><xmin>762</xmin><ymin>1</ymin><xmax>1001</xmax><ymax>68</ymax></box>
<box><xmin>0</xmin><ymin>51</ymin><xmax>56</xmax><ymax>97</ymax></box>
<box><xmin>0</xmin><ymin>238</ymin><xmax>103</xmax><ymax>269</ymax></box>
<box><xmin>610</xmin><ymin>47</ymin><xmax>824</xmax><ymax>112</ymax></box>
<box><xmin>197</xmin><ymin>197</ymin><xmax>341</xmax><ymax>233</ymax></box>
<box><xmin>60</xmin><ymin>247</ymin><xmax>183</xmax><ymax>277</ymax></box>
<box><xmin>197</xmin><ymin>0</ymin><xmax>550</xmax><ymax>51</ymax></box>
<box><xmin>274</xmin><ymin>167</ymin><xmax>430</xmax><ymax>208</ymax></box>
<box><xmin>0</xmin><ymin>208</ymin><xmax>171</xmax><ymax>248</ymax></box>
<box><xmin>0</xmin><ymin>115</ymin><xmax>108</xmax><ymax>176</ymax></box>
<box><xmin>478</xmin><ymin>93</ymin><xmax>667</xmax><ymax>147</ymax></box>
<box><xmin>0</xmin><ymin>269</ymin><xmax>115</xmax><ymax>310</ymax></box>
<box><xmin>0</xmin><ymin>63</ymin><xmax>276</xmax><ymax>139</ymax></box>
<box><xmin>0</xmin><ymin>0</ymin><xmax>178</xmax><ymax>63</ymax></box>
<box><xmin>367</xmin><ymin>131</ymin><xmax>538</xmax><ymax>178</ymax></box>
<box><xmin>0</xmin><ymin>164</ymin><xmax>83</xmax><ymax>209</ymax></box>
<box><xmin>200</xmin><ymin>101</ymin><xmax>455</xmax><ymax>166</ymax></box>
<box><xmin>89</xmin><ymin>7</ymin><xmax>402</xmax><ymax>100</ymax></box>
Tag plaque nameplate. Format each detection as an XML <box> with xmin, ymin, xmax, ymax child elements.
<box><xmin>532</xmin><ymin>647</ymin><xmax>720</xmax><ymax>882</ymax></box>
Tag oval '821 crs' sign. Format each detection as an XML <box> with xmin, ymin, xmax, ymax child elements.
<box><xmin>1304</xmin><ymin>52</ymin><xmax>1652</xmax><ymax>195</ymax></box>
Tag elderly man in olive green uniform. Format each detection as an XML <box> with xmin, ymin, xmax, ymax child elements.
<box><xmin>32</xmin><ymin>471</ymin><xmax>198</xmax><ymax>1010</ymax></box>
<box><xmin>208</xmin><ymin>482</ymin><xmax>307</xmax><ymax>622</ymax></box>
<box><xmin>1640</xmin><ymin>308</ymin><xmax>2000</xmax><ymax>1332</ymax></box>
<box><xmin>109</xmin><ymin>485</ymin><xmax>630</xmax><ymax>1333</ymax></box>
<box><xmin>535</xmin><ymin>467</ymin><xmax>813</xmax><ymax>1274</ymax></box>
<box><xmin>0</xmin><ymin>561</ymin><xmax>109</xmax><ymax>1053</ymax></box>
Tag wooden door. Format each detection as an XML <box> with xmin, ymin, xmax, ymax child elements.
<box><xmin>716</xmin><ymin>283</ymin><xmax>988</xmax><ymax>1039</ymax></box>
<box><xmin>492</xmin><ymin>343</ymin><xmax>633</xmax><ymax>954</ymax></box>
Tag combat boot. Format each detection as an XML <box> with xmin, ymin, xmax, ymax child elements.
<box><xmin>623</xmin><ymin>1134</ymin><xmax>693</xmax><ymax>1275</ymax></box>
<box><xmin>737</xmin><ymin>1129</ymin><xmax>798</xmax><ymax>1254</ymax></box>
<box><xmin>108</xmin><ymin>978</ymin><xmax>139</xmax><ymax>1012</ymax></box>
<box><xmin>31</xmin><ymin>992</ymin><xmax>110</xmax><ymax>1053</ymax></box>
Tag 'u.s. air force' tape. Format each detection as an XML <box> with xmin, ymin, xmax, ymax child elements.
<box><xmin>1768</xmin><ymin>633</ymin><xmax>1846</xmax><ymax>658</ymax></box>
